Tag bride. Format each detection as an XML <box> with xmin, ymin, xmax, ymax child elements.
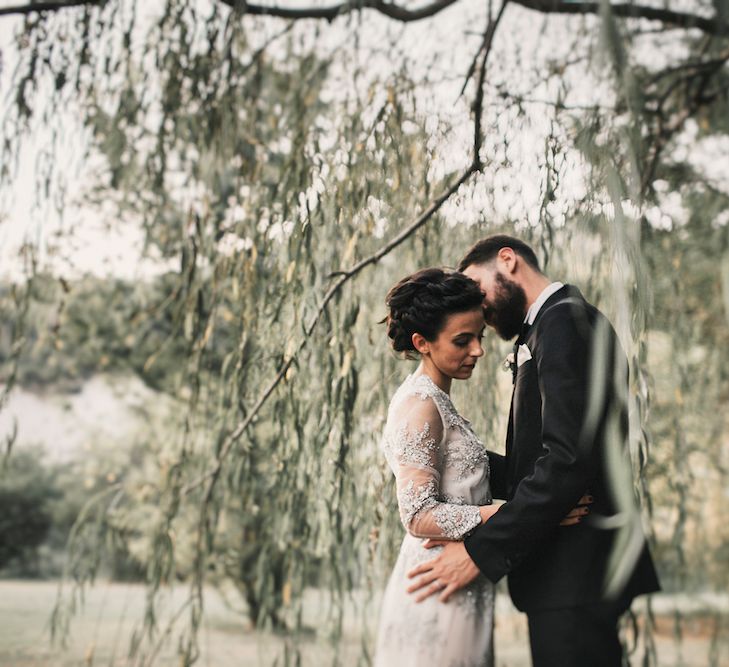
<box><xmin>374</xmin><ymin>268</ymin><xmax>584</xmax><ymax>667</ymax></box>
<box><xmin>374</xmin><ymin>267</ymin><xmax>497</xmax><ymax>667</ymax></box>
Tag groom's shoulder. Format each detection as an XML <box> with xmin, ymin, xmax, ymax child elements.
<box><xmin>532</xmin><ymin>286</ymin><xmax>600</xmax><ymax>340</ymax></box>
<box><xmin>535</xmin><ymin>285</ymin><xmax>590</xmax><ymax>323</ymax></box>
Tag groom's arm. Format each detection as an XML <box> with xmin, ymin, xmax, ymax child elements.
<box><xmin>464</xmin><ymin>306</ymin><xmax>608</xmax><ymax>583</ymax></box>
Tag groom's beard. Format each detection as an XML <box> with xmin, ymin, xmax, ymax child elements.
<box><xmin>483</xmin><ymin>272</ymin><xmax>527</xmax><ymax>341</ymax></box>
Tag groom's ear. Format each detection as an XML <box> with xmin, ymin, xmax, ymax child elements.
<box><xmin>498</xmin><ymin>247</ymin><xmax>518</xmax><ymax>274</ymax></box>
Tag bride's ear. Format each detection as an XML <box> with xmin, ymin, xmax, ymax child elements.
<box><xmin>412</xmin><ymin>332</ymin><xmax>429</xmax><ymax>356</ymax></box>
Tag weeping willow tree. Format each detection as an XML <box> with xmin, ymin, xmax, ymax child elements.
<box><xmin>1</xmin><ymin>0</ymin><xmax>728</xmax><ymax>665</ymax></box>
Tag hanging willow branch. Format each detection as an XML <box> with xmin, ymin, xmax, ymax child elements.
<box><xmin>176</xmin><ymin>11</ymin><xmax>509</xmax><ymax>660</ymax></box>
<box><xmin>220</xmin><ymin>0</ymin><xmax>462</xmax><ymax>22</ymax></box>
<box><xmin>0</xmin><ymin>250</ymin><xmax>36</xmax><ymax>469</ymax></box>
<box><xmin>184</xmin><ymin>168</ymin><xmax>473</xmax><ymax>496</ymax></box>
<box><xmin>639</xmin><ymin>52</ymin><xmax>729</xmax><ymax>194</ymax></box>
<box><xmin>183</xmin><ymin>1</ymin><xmax>509</xmax><ymax>498</ymax></box>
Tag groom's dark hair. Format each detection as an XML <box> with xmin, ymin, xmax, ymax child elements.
<box><xmin>458</xmin><ymin>235</ymin><xmax>541</xmax><ymax>273</ymax></box>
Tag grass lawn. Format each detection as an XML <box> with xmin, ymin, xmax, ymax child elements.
<box><xmin>0</xmin><ymin>580</ymin><xmax>725</xmax><ymax>666</ymax></box>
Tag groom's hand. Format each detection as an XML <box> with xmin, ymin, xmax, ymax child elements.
<box><xmin>406</xmin><ymin>541</ymin><xmax>480</xmax><ymax>603</ymax></box>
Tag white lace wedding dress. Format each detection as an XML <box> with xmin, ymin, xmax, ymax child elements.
<box><xmin>374</xmin><ymin>373</ymin><xmax>495</xmax><ymax>667</ymax></box>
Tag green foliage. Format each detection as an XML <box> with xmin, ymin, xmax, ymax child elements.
<box><xmin>1</xmin><ymin>2</ymin><xmax>728</xmax><ymax>666</ymax></box>
<box><xmin>0</xmin><ymin>448</ymin><xmax>57</xmax><ymax>574</ymax></box>
<box><xmin>1</xmin><ymin>273</ymin><xmax>191</xmax><ymax>392</ymax></box>
<box><xmin>0</xmin><ymin>440</ymin><xmax>152</xmax><ymax>582</ymax></box>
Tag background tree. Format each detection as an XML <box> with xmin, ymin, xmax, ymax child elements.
<box><xmin>0</xmin><ymin>1</ymin><xmax>728</xmax><ymax>665</ymax></box>
<box><xmin>0</xmin><ymin>447</ymin><xmax>58</xmax><ymax>575</ymax></box>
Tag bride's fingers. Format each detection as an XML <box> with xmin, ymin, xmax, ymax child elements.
<box><xmin>559</xmin><ymin>506</ymin><xmax>589</xmax><ymax>525</ymax></box>
<box><xmin>559</xmin><ymin>505</ymin><xmax>590</xmax><ymax>526</ymax></box>
<box><xmin>577</xmin><ymin>493</ymin><xmax>594</xmax><ymax>506</ymax></box>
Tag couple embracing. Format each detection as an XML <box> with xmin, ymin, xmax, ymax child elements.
<box><xmin>373</xmin><ymin>235</ymin><xmax>660</xmax><ymax>667</ymax></box>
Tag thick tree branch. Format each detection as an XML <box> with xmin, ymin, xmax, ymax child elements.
<box><xmin>512</xmin><ymin>0</ymin><xmax>729</xmax><ymax>36</ymax></box>
<box><xmin>229</xmin><ymin>0</ymin><xmax>728</xmax><ymax>34</ymax></box>
<box><xmin>182</xmin><ymin>164</ymin><xmax>478</xmax><ymax>496</ymax></box>
<box><xmin>218</xmin><ymin>0</ymin><xmax>460</xmax><ymax>22</ymax></box>
<box><xmin>2</xmin><ymin>0</ymin><xmax>727</xmax><ymax>38</ymax></box>
<box><xmin>0</xmin><ymin>1</ymin><xmax>101</xmax><ymax>17</ymax></box>
<box><xmin>472</xmin><ymin>1</ymin><xmax>509</xmax><ymax>167</ymax></box>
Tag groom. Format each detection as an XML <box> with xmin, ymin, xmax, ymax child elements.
<box><xmin>406</xmin><ymin>235</ymin><xmax>660</xmax><ymax>666</ymax></box>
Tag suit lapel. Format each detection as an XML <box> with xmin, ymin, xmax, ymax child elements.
<box><xmin>506</xmin><ymin>284</ymin><xmax>583</xmax><ymax>476</ymax></box>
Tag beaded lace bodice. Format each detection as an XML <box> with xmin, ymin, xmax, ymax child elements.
<box><xmin>381</xmin><ymin>373</ymin><xmax>492</xmax><ymax>540</ymax></box>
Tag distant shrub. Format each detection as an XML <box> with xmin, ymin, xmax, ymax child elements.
<box><xmin>0</xmin><ymin>448</ymin><xmax>59</xmax><ymax>576</ymax></box>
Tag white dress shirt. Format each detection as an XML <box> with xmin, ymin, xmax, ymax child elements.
<box><xmin>524</xmin><ymin>282</ymin><xmax>564</xmax><ymax>325</ymax></box>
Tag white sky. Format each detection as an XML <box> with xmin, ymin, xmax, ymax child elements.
<box><xmin>0</xmin><ymin>8</ymin><xmax>179</xmax><ymax>282</ymax></box>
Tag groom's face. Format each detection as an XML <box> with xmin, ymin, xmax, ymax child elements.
<box><xmin>462</xmin><ymin>263</ymin><xmax>527</xmax><ymax>341</ymax></box>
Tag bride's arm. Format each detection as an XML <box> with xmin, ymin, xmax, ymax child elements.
<box><xmin>478</xmin><ymin>504</ymin><xmax>501</xmax><ymax>525</ymax></box>
<box><xmin>388</xmin><ymin>395</ymin><xmax>486</xmax><ymax>541</ymax></box>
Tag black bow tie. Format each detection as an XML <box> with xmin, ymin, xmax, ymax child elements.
<box><xmin>516</xmin><ymin>321</ymin><xmax>531</xmax><ymax>346</ymax></box>
<box><xmin>511</xmin><ymin>322</ymin><xmax>531</xmax><ymax>384</ymax></box>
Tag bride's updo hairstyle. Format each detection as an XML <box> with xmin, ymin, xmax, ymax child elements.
<box><xmin>384</xmin><ymin>268</ymin><xmax>484</xmax><ymax>357</ymax></box>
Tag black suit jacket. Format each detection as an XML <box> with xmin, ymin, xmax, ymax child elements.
<box><xmin>464</xmin><ymin>285</ymin><xmax>660</xmax><ymax>612</ymax></box>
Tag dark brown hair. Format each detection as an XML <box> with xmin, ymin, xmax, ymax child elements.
<box><xmin>384</xmin><ymin>268</ymin><xmax>484</xmax><ymax>356</ymax></box>
<box><xmin>457</xmin><ymin>234</ymin><xmax>541</xmax><ymax>273</ymax></box>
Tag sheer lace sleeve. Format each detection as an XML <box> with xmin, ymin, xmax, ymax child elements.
<box><xmin>385</xmin><ymin>392</ymin><xmax>482</xmax><ymax>540</ymax></box>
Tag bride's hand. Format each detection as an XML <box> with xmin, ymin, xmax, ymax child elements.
<box><xmin>560</xmin><ymin>493</ymin><xmax>593</xmax><ymax>526</ymax></box>
<box><xmin>479</xmin><ymin>504</ymin><xmax>501</xmax><ymax>524</ymax></box>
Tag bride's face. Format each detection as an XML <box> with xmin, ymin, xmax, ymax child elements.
<box><xmin>416</xmin><ymin>307</ymin><xmax>486</xmax><ymax>381</ymax></box>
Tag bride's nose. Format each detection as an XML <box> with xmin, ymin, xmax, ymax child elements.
<box><xmin>470</xmin><ymin>341</ymin><xmax>484</xmax><ymax>358</ymax></box>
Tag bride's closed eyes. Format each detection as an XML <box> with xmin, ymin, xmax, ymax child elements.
<box><xmin>453</xmin><ymin>330</ymin><xmax>485</xmax><ymax>348</ymax></box>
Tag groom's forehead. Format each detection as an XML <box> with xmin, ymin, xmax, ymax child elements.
<box><xmin>463</xmin><ymin>262</ymin><xmax>496</xmax><ymax>282</ymax></box>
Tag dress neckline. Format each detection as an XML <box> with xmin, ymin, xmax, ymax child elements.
<box><xmin>407</xmin><ymin>372</ymin><xmax>450</xmax><ymax>397</ymax></box>
<box><xmin>406</xmin><ymin>373</ymin><xmax>474</xmax><ymax>427</ymax></box>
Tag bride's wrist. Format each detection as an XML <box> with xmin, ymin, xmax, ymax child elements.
<box><xmin>478</xmin><ymin>504</ymin><xmax>499</xmax><ymax>524</ymax></box>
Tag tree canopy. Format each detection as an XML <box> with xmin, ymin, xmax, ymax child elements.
<box><xmin>1</xmin><ymin>1</ymin><xmax>728</xmax><ymax>665</ymax></box>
